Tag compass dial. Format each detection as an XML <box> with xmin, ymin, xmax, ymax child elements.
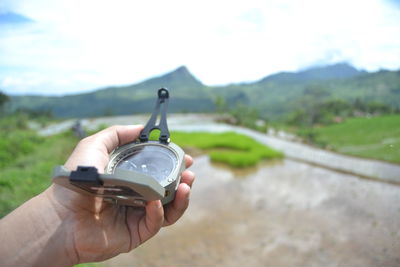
<box><xmin>114</xmin><ymin>144</ymin><xmax>177</xmax><ymax>183</ymax></box>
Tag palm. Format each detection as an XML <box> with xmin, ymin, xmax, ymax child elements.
<box><xmin>60</xmin><ymin>195</ymin><xmax>148</xmax><ymax>263</ymax></box>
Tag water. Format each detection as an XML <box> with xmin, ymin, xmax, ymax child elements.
<box><xmin>104</xmin><ymin>156</ymin><xmax>400</xmax><ymax>267</ymax></box>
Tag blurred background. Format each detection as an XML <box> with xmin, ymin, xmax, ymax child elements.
<box><xmin>1</xmin><ymin>0</ymin><xmax>400</xmax><ymax>266</ymax></box>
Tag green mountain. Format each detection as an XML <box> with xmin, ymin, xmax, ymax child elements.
<box><xmin>10</xmin><ymin>66</ymin><xmax>214</xmax><ymax>117</ymax></box>
<box><xmin>258</xmin><ymin>63</ymin><xmax>365</xmax><ymax>83</ymax></box>
<box><xmin>9</xmin><ymin>63</ymin><xmax>400</xmax><ymax>119</ymax></box>
<box><xmin>215</xmin><ymin>64</ymin><xmax>400</xmax><ymax>119</ymax></box>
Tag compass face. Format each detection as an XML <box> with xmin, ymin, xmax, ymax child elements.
<box><xmin>114</xmin><ymin>144</ymin><xmax>177</xmax><ymax>183</ymax></box>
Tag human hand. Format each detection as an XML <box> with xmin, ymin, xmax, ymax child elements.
<box><xmin>44</xmin><ymin>125</ymin><xmax>195</xmax><ymax>264</ymax></box>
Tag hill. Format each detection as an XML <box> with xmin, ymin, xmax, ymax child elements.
<box><xmin>10</xmin><ymin>66</ymin><xmax>214</xmax><ymax>117</ymax></box>
<box><xmin>9</xmin><ymin>63</ymin><xmax>400</xmax><ymax>119</ymax></box>
<box><xmin>258</xmin><ymin>63</ymin><xmax>365</xmax><ymax>83</ymax></box>
<box><xmin>212</xmin><ymin>64</ymin><xmax>400</xmax><ymax>119</ymax></box>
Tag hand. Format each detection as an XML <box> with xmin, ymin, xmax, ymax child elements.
<box><xmin>44</xmin><ymin>125</ymin><xmax>195</xmax><ymax>264</ymax></box>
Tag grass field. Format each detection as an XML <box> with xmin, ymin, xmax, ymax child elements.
<box><xmin>310</xmin><ymin>115</ymin><xmax>400</xmax><ymax>163</ymax></box>
<box><xmin>0</xmin><ymin>131</ymin><xmax>77</xmax><ymax>217</ymax></box>
<box><xmin>171</xmin><ymin>131</ymin><xmax>283</xmax><ymax>168</ymax></box>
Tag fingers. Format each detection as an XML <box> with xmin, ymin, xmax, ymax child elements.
<box><xmin>180</xmin><ymin>170</ymin><xmax>195</xmax><ymax>188</ymax></box>
<box><xmin>139</xmin><ymin>200</ymin><xmax>164</xmax><ymax>243</ymax></box>
<box><xmin>163</xmin><ymin>183</ymin><xmax>191</xmax><ymax>226</ymax></box>
<box><xmin>184</xmin><ymin>154</ymin><xmax>193</xmax><ymax>168</ymax></box>
<box><xmin>162</xmin><ymin>161</ymin><xmax>195</xmax><ymax>226</ymax></box>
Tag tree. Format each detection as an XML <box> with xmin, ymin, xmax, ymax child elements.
<box><xmin>0</xmin><ymin>91</ymin><xmax>9</xmax><ymax>107</ymax></box>
<box><xmin>0</xmin><ymin>91</ymin><xmax>10</xmax><ymax>114</ymax></box>
<box><xmin>214</xmin><ymin>96</ymin><xmax>227</xmax><ymax>113</ymax></box>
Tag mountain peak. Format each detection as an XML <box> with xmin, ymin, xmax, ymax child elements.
<box><xmin>259</xmin><ymin>62</ymin><xmax>365</xmax><ymax>83</ymax></box>
<box><xmin>302</xmin><ymin>62</ymin><xmax>364</xmax><ymax>76</ymax></box>
<box><xmin>174</xmin><ymin>65</ymin><xmax>190</xmax><ymax>74</ymax></box>
<box><xmin>156</xmin><ymin>65</ymin><xmax>203</xmax><ymax>88</ymax></box>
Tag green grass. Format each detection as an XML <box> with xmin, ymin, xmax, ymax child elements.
<box><xmin>311</xmin><ymin>115</ymin><xmax>400</xmax><ymax>163</ymax></box>
<box><xmin>0</xmin><ymin>131</ymin><xmax>77</xmax><ymax>217</ymax></box>
<box><xmin>171</xmin><ymin>131</ymin><xmax>283</xmax><ymax>167</ymax></box>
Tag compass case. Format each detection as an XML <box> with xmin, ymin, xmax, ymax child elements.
<box><xmin>52</xmin><ymin>142</ymin><xmax>185</xmax><ymax>206</ymax></box>
<box><xmin>106</xmin><ymin>141</ymin><xmax>186</xmax><ymax>205</ymax></box>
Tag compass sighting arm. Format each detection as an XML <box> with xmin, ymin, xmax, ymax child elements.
<box><xmin>140</xmin><ymin>88</ymin><xmax>170</xmax><ymax>144</ymax></box>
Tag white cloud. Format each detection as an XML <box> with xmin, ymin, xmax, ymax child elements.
<box><xmin>0</xmin><ymin>0</ymin><xmax>400</xmax><ymax>95</ymax></box>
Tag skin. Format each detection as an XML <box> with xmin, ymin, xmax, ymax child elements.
<box><xmin>0</xmin><ymin>125</ymin><xmax>195</xmax><ymax>267</ymax></box>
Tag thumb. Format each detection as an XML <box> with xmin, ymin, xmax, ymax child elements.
<box><xmin>65</xmin><ymin>125</ymin><xmax>143</xmax><ymax>171</ymax></box>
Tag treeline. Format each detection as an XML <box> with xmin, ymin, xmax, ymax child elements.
<box><xmin>214</xmin><ymin>84</ymin><xmax>400</xmax><ymax>131</ymax></box>
<box><xmin>1</xmin><ymin>91</ymin><xmax>53</xmax><ymax>125</ymax></box>
<box><xmin>287</xmin><ymin>98</ymin><xmax>399</xmax><ymax>126</ymax></box>
<box><xmin>285</xmin><ymin>86</ymin><xmax>400</xmax><ymax>126</ymax></box>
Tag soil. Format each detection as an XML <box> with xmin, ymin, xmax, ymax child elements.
<box><xmin>103</xmin><ymin>156</ymin><xmax>400</xmax><ymax>267</ymax></box>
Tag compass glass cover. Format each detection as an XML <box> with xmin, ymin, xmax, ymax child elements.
<box><xmin>115</xmin><ymin>145</ymin><xmax>177</xmax><ymax>183</ymax></box>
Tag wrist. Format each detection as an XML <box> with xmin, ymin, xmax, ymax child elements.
<box><xmin>0</xmin><ymin>188</ymin><xmax>77</xmax><ymax>267</ymax></box>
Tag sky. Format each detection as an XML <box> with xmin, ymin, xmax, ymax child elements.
<box><xmin>0</xmin><ymin>0</ymin><xmax>400</xmax><ymax>95</ymax></box>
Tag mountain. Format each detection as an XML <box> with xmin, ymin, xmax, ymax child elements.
<box><xmin>216</xmin><ymin>65</ymin><xmax>399</xmax><ymax>119</ymax></box>
<box><xmin>258</xmin><ymin>63</ymin><xmax>365</xmax><ymax>83</ymax></box>
<box><xmin>9</xmin><ymin>63</ymin><xmax>400</xmax><ymax>119</ymax></box>
<box><xmin>10</xmin><ymin>66</ymin><xmax>213</xmax><ymax>117</ymax></box>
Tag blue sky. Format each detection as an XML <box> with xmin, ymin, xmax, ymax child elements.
<box><xmin>0</xmin><ymin>0</ymin><xmax>400</xmax><ymax>95</ymax></box>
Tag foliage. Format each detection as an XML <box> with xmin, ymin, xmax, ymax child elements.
<box><xmin>213</xmin><ymin>96</ymin><xmax>267</xmax><ymax>132</ymax></box>
<box><xmin>227</xmin><ymin>104</ymin><xmax>262</xmax><ymax>129</ymax></box>
<box><xmin>0</xmin><ymin>113</ymin><xmax>77</xmax><ymax>217</ymax></box>
<box><xmin>0</xmin><ymin>129</ymin><xmax>44</xmax><ymax>169</ymax></box>
<box><xmin>171</xmin><ymin>131</ymin><xmax>283</xmax><ymax>167</ymax></box>
<box><xmin>0</xmin><ymin>130</ymin><xmax>77</xmax><ymax>217</ymax></box>
<box><xmin>299</xmin><ymin>115</ymin><xmax>400</xmax><ymax>163</ymax></box>
<box><xmin>0</xmin><ymin>91</ymin><xmax>10</xmax><ymax>111</ymax></box>
<box><xmin>287</xmin><ymin>96</ymin><xmax>398</xmax><ymax>127</ymax></box>
<box><xmin>214</xmin><ymin>95</ymin><xmax>227</xmax><ymax>113</ymax></box>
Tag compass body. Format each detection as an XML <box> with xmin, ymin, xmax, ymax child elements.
<box><xmin>52</xmin><ymin>88</ymin><xmax>186</xmax><ymax>206</ymax></box>
<box><xmin>106</xmin><ymin>141</ymin><xmax>185</xmax><ymax>205</ymax></box>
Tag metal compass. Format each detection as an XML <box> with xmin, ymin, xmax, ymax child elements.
<box><xmin>52</xmin><ymin>88</ymin><xmax>185</xmax><ymax>206</ymax></box>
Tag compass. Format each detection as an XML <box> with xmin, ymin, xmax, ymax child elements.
<box><xmin>52</xmin><ymin>88</ymin><xmax>185</xmax><ymax>206</ymax></box>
